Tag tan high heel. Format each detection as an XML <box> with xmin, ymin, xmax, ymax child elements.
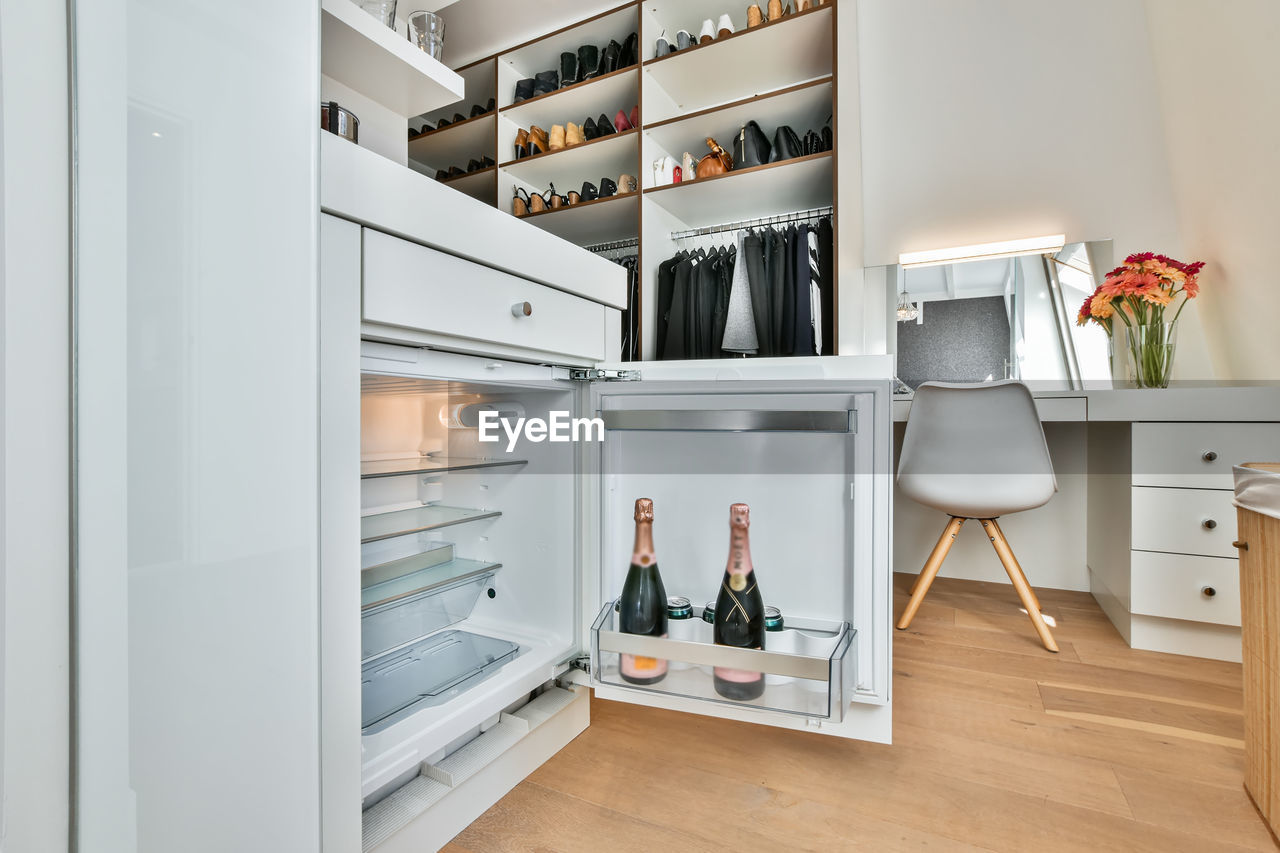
<box><xmin>747</xmin><ymin>4</ymin><xmax>764</xmax><ymax>27</ymax></box>
<box><xmin>549</xmin><ymin>124</ymin><xmax>566</xmax><ymax>151</ymax></box>
<box><xmin>566</xmin><ymin>122</ymin><xmax>585</xmax><ymax>146</ymax></box>
<box><xmin>514</xmin><ymin>128</ymin><xmax>530</xmax><ymax>160</ymax></box>
<box><xmin>528</xmin><ymin>189</ymin><xmax>547</xmax><ymax>213</ymax></box>
<box><xmin>512</xmin><ymin>186</ymin><xmax>531</xmax><ymax>216</ymax></box>
<box><xmin>767</xmin><ymin>0</ymin><xmax>782</xmax><ymax>20</ymax></box>
<box><xmin>618</xmin><ymin>174</ymin><xmax>637</xmax><ymax>194</ymax></box>
<box><xmin>796</xmin><ymin>0</ymin><xmax>810</xmax><ymax>10</ymax></box>
<box><xmin>528</xmin><ymin>125</ymin><xmax>549</xmax><ymax>156</ymax></box>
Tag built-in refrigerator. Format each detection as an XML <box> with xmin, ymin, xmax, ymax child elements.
<box><xmin>344</xmin><ymin>341</ymin><xmax>894</xmax><ymax>850</ymax></box>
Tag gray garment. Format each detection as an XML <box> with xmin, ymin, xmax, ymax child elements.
<box><xmin>720</xmin><ymin>232</ymin><xmax>758</xmax><ymax>353</ymax></box>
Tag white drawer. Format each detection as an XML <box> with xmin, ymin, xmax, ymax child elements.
<box><xmin>1130</xmin><ymin>486</ymin><xmax>1239</xmax><ymax>559</ymax></box>
<box><xmin>1132</xmin><ymin>422</ymin><xmax>1280</xmax><ymax>489</ymax></box>
<box><xmin>1130</xmin><ymin>551</ymin><xmax>1241</xmax><ymax>626</ymax></box>
<box><xmin>362</xmin><ymin>228</ymin><xmax>606</xmax><ymax>362</ymax></box>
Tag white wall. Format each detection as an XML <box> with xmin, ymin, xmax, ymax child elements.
<box><xmin>0</xmin><ymin>0</ymin><xmax>71</xmax><ymax>848</ymax></box>
<box><xmin>1144</xmin><ymin>0</ymin><xmax>1280</xmax><ymax>380</ymax></box>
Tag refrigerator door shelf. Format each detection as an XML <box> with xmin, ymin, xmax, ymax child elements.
<box><xmin>591</xmin><ymin>602</ymin><xmax>856</xmax><ymax>721</ymax></box>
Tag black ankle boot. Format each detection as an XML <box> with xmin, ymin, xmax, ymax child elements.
<box><xmin>559</xmin><ymin>51</ymin><xmax>578</xmax><ymax>87</ymax></box>
<box><xmin>514</xmin><ymin>78</ymin><xmax>535</xmax><ymax>102</ymax></box>
<box><xmin>577</xmin><ymin>44</ymin><xmax>599</xmax><ymax>80</ymax></box>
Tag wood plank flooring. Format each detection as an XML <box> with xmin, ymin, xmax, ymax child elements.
<box><xmin>445</xmin><ymin>574</ymin><xmax>1276</xmax><ymax>852</ymax></box>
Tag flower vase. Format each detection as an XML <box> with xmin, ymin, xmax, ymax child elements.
<box><xmin>1122</xmin><ymin>322</ymin><xmax>1178</xmax><ymax>388</ymax></box>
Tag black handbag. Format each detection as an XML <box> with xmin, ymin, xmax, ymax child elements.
<box><xmin>733</xmin><ymin>120</ymin><xmax>771</xmax><ymax>169</ymax></box>
<box><xmin>769</xmin><ymin>125</ymin><xmax>803</xmax><ymax>162</ymax></box>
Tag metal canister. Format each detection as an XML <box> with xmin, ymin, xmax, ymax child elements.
<box><xmin>702</xmin><ymin>600</ymin><xmax>717</xmax><ymax>624</ymax></box>
<box><xmin>764</xmin><ymin>605</ymin><xmax>784</xmax><ymax>632</ymax></box>
<box><xmin>320</xmin><ymin>100</ymin><xmax>359</xmax><ymax>143</ymax></box>
<box><xmin>667</xmin><ymin>596</ymin><xmax>693</xmax><ymax>620</ymax></box>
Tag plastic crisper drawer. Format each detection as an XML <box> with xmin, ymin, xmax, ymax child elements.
<box><xmin>361</xmin><ymin>630</ymin><xmax>521</xmax><ymax>733</ymax></box>
<box><xmin>361</xmin><ymin>567</ymin><xmax>499</xmax><ymax>660</ymax></box>
<box><xmin>591</xmin><ymin>601</ymin><xmax>855</xmax><ymax>721</ymax></box>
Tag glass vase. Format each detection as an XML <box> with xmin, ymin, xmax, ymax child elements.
<box><xmin>1123</xmin><ymin>322</ymin><xmax>1178</xmax><ymax>389</ymax></box>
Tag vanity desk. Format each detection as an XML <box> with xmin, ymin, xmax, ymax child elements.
<box><xmin>892</xmin><ymin>385</ymin><xmax>1280</xmax><ymax>661</ymax></box>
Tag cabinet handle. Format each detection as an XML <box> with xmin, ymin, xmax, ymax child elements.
<box><xmin>1202</xmin><ymin>518</ymin><xmax>1217</xmax><ymax>530</ymax></box>
<box><xmin>1202</xmin><ymin>450</ymin><xmax>1218</xmax><ymax>462</ymax></box>
<box><xmin>1202</xmin><ymin>586</ymin><xmax>1217</xmax><ymax>598</ymax></box>
<box><xmin>511</xmin><ymin>301</ymin><xmax>532</xmax><ymax>318</ymax></box>
<box><xmin>1233</xmin><ymin>540</ymin><xmax>1249</xmax><ymax>551</ymax></box>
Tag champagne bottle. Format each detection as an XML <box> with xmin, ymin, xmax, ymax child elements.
<box><xmin>713</xmin><ymin>503</ymin><xmax>766</xmax><ymax>700</ymax></box>
<box><xmin>618</xmin><ymin>498</ymin><xmax>668</xmax><ymax>684</ymax></box>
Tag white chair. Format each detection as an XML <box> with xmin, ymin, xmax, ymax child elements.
<box><xmin>895</xmin><ymin>381</ymin><xmax>1060</xmax><ymax>652</ymax></box>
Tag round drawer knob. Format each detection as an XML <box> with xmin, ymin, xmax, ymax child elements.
<box><xmin>1202</xmin><ymin>586</ymin><xmax>1217</xmax><ymax>598</ymax></box>
<box><xmin>1202</xmin><ymin>450</ymin><xmax>1218</xmax><ymax>462</ymax></box>
<box><xmin>1202</xmin><ymin>518</ymin><xmax>1218</xmax><ymax>530</ymax></box>
<box><xmin>511</xmin><ymin>301</ymin><xmax>532</xmax><ymax>317</ymax></box>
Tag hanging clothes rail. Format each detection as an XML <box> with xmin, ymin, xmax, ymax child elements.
<box><xmin>584</xmin><ymin>237</ymin><xmax>640</xmax><ymax>254</ymax></box>
<box><xmin>669</xmin><ymin>207</ymin><xmax>834</xmax><ymax>241</ymax></box>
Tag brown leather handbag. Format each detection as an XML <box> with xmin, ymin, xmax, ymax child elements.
<box><xmin>696</xmin><ymin>136</ymin><xmax>734</xmax><ymax>179</ymax></box>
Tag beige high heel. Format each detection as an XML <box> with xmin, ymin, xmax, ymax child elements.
<box><xmin>549</xmin><ymin>124</ymin><xmax>566</xmax><ymax>151</ymax></box>
<box><xmin>747</xmin><ymin>4</ymin><xmax>764</xmax><ymax>27</ymax></box>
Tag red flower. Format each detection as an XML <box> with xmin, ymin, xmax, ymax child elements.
<box><xmin>1125</xmin><ymin>252</ymin><xmax>1156</xmax><ymax>264</ymax></box>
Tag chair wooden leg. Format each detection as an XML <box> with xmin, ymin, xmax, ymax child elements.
<box><xmin>897</xmin><ymin>516</ymin><xmax>965</xmax><ymax>630</ymax></box>
<box><xmin>981</xmin><ymin>519</ymin><xmax>1059</xmax><ymax>652</ymax></box>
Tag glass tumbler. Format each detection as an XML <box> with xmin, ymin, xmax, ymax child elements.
<box><xmin>409</xmin><ymin>11</ymin><xmax>445</xmax><ymax>60</ymax></box>
<box><xmin>358</xmin><ymin>0</ymin><xmax>397</xmax><ymax>29</ymax></box>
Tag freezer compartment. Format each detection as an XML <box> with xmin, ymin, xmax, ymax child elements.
<box><xmin>362</xmin><ymin>630</ymin><xmax>522</xmax><ymax>734</ymax></box>
<box><xmin>362</xmin><ymin>567</ymin><xmax>499</xmax><ymax>659</ymax></box>
<box><xmin>590</xmin><ymin>601</ymin><xmax>856</xmax><ymax>721</ymax></box>
<box><xmin>361</xmin><ymin>535</ymin><xmax>454</xmax><ymax>587</ymax></box>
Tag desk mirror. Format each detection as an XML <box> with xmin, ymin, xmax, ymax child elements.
<box><xmin>871</xmin><ymin>240</ymin><xmax>1113</xmax><ymax>390</ymax></box>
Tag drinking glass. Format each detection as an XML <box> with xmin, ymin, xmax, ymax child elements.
<box><xmin>409</xmin><ymin>11</ymin><xmax>445</xmax><ymax>60</ymax></box>
<box><xmin>358</xmin><ymin>0</ymin><xmax>397</xmax><ymax>29</ymax></box>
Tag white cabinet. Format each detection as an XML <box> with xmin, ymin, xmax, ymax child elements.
<box><xmin>1089</xmin><ymin>421</ymin><xmax>1280</xmax><ymax>662</ymax></box>
<box><xmin>320</xmin><ymin>223</ymin><xmax>894</xmax><ymax>851</ymax></box>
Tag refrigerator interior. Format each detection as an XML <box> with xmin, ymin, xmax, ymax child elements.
<box><xmin>589</xmin><ymin>386</ymin><xmax>870</xmax><ymax>723</ymax></box>
<box><xmin>358</xmin><ymin>372</ymin><xmax>579</xmax><ymax>802</ymax></box>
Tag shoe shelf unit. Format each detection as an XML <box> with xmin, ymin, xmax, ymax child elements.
<box><xmin>408</xmin><ymin>58</ymin><xmax>499</xmax><ymax>204</ymax></box>
<box><xmin>416</xmin><ymin>0</ymin><xmax>837</xmax><ymax>360</ymax></box>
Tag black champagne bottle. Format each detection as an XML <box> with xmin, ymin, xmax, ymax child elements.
<box><xmin>618</xmin><ymin>498</ymin><xmax>668</xmax><ymax>684</ymax></box>
<box><xmin>713</xmin><ymin>503</ymin><xmax>765</xmax><ymax>700</ymax></box>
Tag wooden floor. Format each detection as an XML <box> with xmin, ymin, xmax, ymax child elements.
<box><xmin>446</xmin><ymin>574</ymin><xmax>1277</xmax><ymax>852</ymax></box>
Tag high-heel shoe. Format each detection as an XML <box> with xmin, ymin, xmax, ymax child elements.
<box><xmin>486</xmin><ymin>97</ymin><xmax>496</xmax><ymax>112</ymax></box>
<box><xmin>614</xmin><ymin>109</ymin><xmax>632</xmax><ymax>132</ymax></box>
<box><xmin>583</xmin><ymin>116</ymin><xmax>600</xmax><ymax>140</ymax></box>
<box><xmin>547</xmin><ymin>183</ymin><xmax>565</xmax><ymax>210</ymax></box>
<box><xmin>514</xmin><ymin>128</ymin><xmax>530</xmax><ymax>160</ymax></box>
<box><xmin>566</xmin><ymin>122</ymin><xmax>585</xmax><ymax>146</ymax></box>
<box><xmin>596</xmin><ymin>113</ymin><xmax>616</xmax><ymax>135</ymax></box>
<box><xmin>471</xmin><ymin>103</ymin><xmax>486</xmax><ymax>117</ymax></box>
<box><xmin>599</xmin><ymin>177</ymin><xmax>618</xmax><ymax>198</ymax></box>
<box><xmin>767</xmin><ymin>0</ymin><xmax>782</xmax><ymax>20</ymax></box>
<box><xmin>528</xmin><ymin>189</ymin><xmax>547</xmax><ymax>214</ymax></box>
<box><xmin>580</xmin><ymin>181</ymin><xmax>599</xmax><ymax>201</ymax></box>
<box><xmin>629</xmin><ymin>105</ymin><xmax>639</xmax><ymax>128</ymax></box>
<box><xmin>549</xmin><ymin>124</ymin><xmax>566</xmax><ymax>151</ymax></box>
<box><xmin>676</xmin><ymin>29</ymin><xmax>693</xmax><ymax>50</ymax></box>
<box><xmin>467</xmin><ymin>158</ymin><xmax>484</xmax><ymax>172</ymax></box>
<box><xmin>435</xmin><ymin>168</ymin><xmax>448</xmax><ymax>180</ymax></box>
<box><xmin>447</xmin><ymin>166</ymin><xmax>465</xmax><ymax>178</ymax></box>
<box><xmin>619</xmin><ymin>32</ymin><xmax>639</xmax><ymax>68</ymax></box>
<box><xmin>618</xmin><ymin>174</ymin><xmax>637</xmax><ymax>194</ymax></box>
<box><xmin>699</xmin><ymin>19</ymin><xmax>715</xmax><ymax>44</ymax></box>
<box><xmin>718</xmin><ymin>14</ymin><xmax>734</xmax><ymax>38</ymax></box>
<box><xmin>437</xmin><ymin>115</ymin><xmax>453</xmax><ymax>129</ymax></box>
<box><xmin>747</xmin><ymin>4</ymin><xmax>764</xmax><ymax>27</ymax></box>
<box><xmin>512</xmin><ymin>187</ymin><xmax>531</xmax><ymax>216</ymax></box>
<box><xmin>560</xmin><ymin>51</ymin><xmax>578</xmax><ymax>87</ymax></box>
<box><xmin>655</xmin><ymin>29</ymin><xmax>672</xmax><ymax>57</ymax></box>
<box><xmin>600</xmin><ymin>39</ymin><xmax>622</xmax><ymax>74</ymax></box>
<box><xmin>528</xmin><ymin>125</ymin><xmax>550</xmax><ymax>155</ymax></box>
<box><xmin>577</xmin><ymin>44</ymin><xmax>600</xmax><ymax>80</ymax></box>
<box><xmin>480</xmin><ymin>156</ymin><xmax>494</xmax><ymax>168</ymax></box>
<box><xmin>567</xmin><ymin>188</ymin><xmax>582</xmax><ymax>205</ymax></box>
<box><xmin>796</xmin><ymin>0</ymin><xmax>810</xmax><ymax>10</ymax></box>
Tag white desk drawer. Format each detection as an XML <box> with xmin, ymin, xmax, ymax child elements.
<box><xmin>1132</xmin><ymin>422</ymin><xmax>1280</xmax><ymax>489</ymax></box>
<box><xmin>1130</xmin><ymin>551</ymin><xmax>1241</xmax><ymax>626</ymax></box>
<box><xmin>1131</xmin><ymin>486</ymin><xmax>1239</xmax><ymax>558</ymax></box>
<box><xmin>362</xmin><ymin>228</ymin><xmax>606</xmax><ymax>362</ymax></box>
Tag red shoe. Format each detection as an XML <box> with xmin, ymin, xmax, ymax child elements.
<box><xmin>615</xmin><ymin>108</ymin><xmax>632</xmax><ymax>132</ymax></box>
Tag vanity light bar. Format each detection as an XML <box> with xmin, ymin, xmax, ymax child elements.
<box><xmin>898</xmin><ymin>234</ymin><xmax>1066</xmax><ymax>269</ymax></box>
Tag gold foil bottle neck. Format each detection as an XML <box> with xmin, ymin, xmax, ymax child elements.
<box><xmin>634</xmin><ymin>497</ymin><xmax>654</xmax><ymax>523</ymax></box>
